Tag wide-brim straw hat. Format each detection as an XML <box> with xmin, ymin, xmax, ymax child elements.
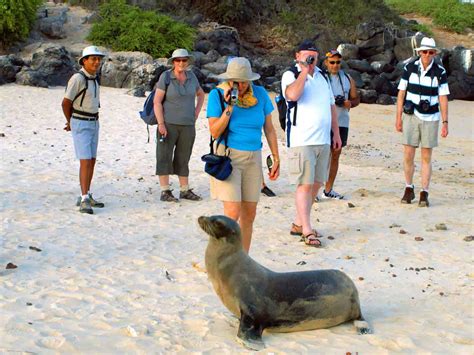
<box><xmin>78</xmin><ymin>45</ymin><xmax>105</xmax><ymax>65</ymax></box>
<box><xmin>167</xmin><ymin>48</ymin><xmax>194</xmax><ymax>65</ymax></box>
<box><xmin>217</xmin><ymin>57</ymin><xmax>260</xmax><ymax>81</ymax></box>
<box><xmin>415</xmin><ymin>37</ymin><xmax>440</xmax><ymax>53</ymax></box>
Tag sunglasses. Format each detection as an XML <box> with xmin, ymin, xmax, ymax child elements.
<box><xmin>421</xmin><ymin>50</ymin><xmax>436</xmax><ymax>55</ymax></box>
<box><xmin>174</xmin><ymin>58</ymin><xmax>188</xmax><ymax>63</ymax></box>
<box><xmin>328</xmin><ymin>60</ymin><xmax>341</xmax><ymax>65</ymax></box>
<box><xmin>266</xmin><ymin>155</ymin><xmax>273</xmax><ymax>172</ymax></box>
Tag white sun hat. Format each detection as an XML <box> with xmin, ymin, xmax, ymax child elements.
<box><xmin>78</xmin><ymin>46</ymin><xmax>105</xmax><ymax>65</ymax></box>
<box><xmin>167</xmin><ymin>48</ymin><xmax>194</xmax><ymax>65</ymax></box>
<box><xmin>217</xmin><ymin>57</ymin><xmax>260</xmax><ymax>81</ymax></box>
<box><xmin>415</xmin><ymin>37</ymin><xmax>440</xmax><ymax>53</ymax></box>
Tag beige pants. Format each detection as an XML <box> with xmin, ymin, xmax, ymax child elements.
<box><xmin>288</xmin><ymin>145</ymin><xmax>331</xmax><ymax>185</ymax></box>
<box><xmin>210</xmin><ymin>147</ymin><xmax>262</xmax><ymax>202</ymax></box>
<box><xmin>402</xmin><ymin>114</ymin><xmax>439</xmax><ymax>148</ymax></box>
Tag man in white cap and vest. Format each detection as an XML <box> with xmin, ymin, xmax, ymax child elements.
<box><xmin>395</xmin><ymin>37</ymin><xmax>450</xmax><ymax>207</ymax></box>
<box><xmin>62</xmin><ymin>45</ymin><xmax>105</xmax><ymax>214</ymax></box>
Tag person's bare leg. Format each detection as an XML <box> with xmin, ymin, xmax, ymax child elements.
<box><xmin>294</xmin><ymin>184</ymin><xmax>313</xmax><ymax>235</ymax></box>
<box><xmin>239</xmin><ymin>201</ymin><xmax>257</xmax><ymax>253</ymax></box>
<box><xmin>178</xmin><ymin>175</ymin><xmax>189</xmax><ymax>189</ymax></box>
<box><xmin>159</xmin><ymin>175</ymin><xmax>170</xmax><ymax>189</ymax></box>
<box><xmin>420</xmin><ymin>147</ymin><xmax>433</xmax><ymax>190</ymax></box>
<box><xmin>325</xmin><ymin>148</ymin><xmax>341</xmax><ymax>192</ymax></box>
<box><xmin>403</xmin><ymin>145</ymin><xmax>416</xmax><ymax>186</ymax></box>
<box><xmin>79</xmin><ymin>159</ymin><xmax>93</xmax><ymax>195</ymax></box>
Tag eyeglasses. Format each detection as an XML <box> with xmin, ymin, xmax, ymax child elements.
<box><xmin>174</xmin><ymin>58</ymin><xmax>188</xmax><ymax>63</ymax></box>
<box><xmin>328</xmin><ymin>61</ymin><xmax>341</xmax><ymax>65</ymax></box>
<box><xmin>421</xmin><ymin>50</ymin><xmax>436</xmax><ymax>55</ymax></box>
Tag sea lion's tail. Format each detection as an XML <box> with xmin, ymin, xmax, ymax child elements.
<box><xmin>354</xmin><ymin>316</ymin><xmax>372</xmax><ymax>335</ymax></box>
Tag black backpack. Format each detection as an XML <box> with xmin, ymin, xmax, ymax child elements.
<box><xmin>70</xmin><ymin>71</ymin><xmax>101</xmax><ymax>118</ymax></box>
<box><xmin>275</xmin><ymin>66</ymin><xmax>329</xmax><ymax>131</ymax></box>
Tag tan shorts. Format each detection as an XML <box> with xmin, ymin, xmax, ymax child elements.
<box><xmin>288</xmin><ymin>145</ymin><xmax>330</xmax><ymax>185</ymax></box>
<box><xmin>210</xmin><ymin>147</ymin><xmax>262</xmax><ymax>202</ymax></box>
<box><xmin>402</xmin><ymin>114</ymin><xmax>439</xmax><ymax>148</ymax></box>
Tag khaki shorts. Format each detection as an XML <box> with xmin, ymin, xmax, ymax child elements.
<box><xmin>289</xmin><ymin>145</ymin><xmax>330</xmax><ymax>185</ymax></box>
<box><xmin>210</xmin><ymin>147</ymin><xmax>262</xmax><ymax>202</ymax></box>
<box><xmin>402</xmin><ymin>114</ymin><xmax>439</xmax><ymax>148</ymax></box>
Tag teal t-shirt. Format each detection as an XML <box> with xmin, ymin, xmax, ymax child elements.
<box><xmin>206</xmin><ymin>84</ymin><xmax>274</xmax><ymax>151</ymax></box>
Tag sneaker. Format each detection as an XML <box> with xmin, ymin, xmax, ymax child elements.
<box><xmin>261</xmin><ymin>185</ymin><xmax>276</xmax><ymax>197</ymax></box>
<box><xmin>79</xmin><ymin>198</ymin><xmax>93</xmax><ymax>214</ymax></box>
<box><xmin>401</xmin><ymin>186</ymin><xmax>415</xmax><ymax>204</ymax></box>
<box><xmin>322</xmin><ymin>189</ymin><xmax>344</xmax><ymax>200</ymax></box>
<box><xmin>179</xmin><ymin>189</ymin><xmax>202</xmax><ymax>201</ymax></box>
<box><xmin>76</xmin><ymin>194</ymin><xmax>105</xmax><ymax>208</ymax></box>
<box><xmin>418</xmin><ymin>191</ymin><xmax>429</xmax><ymax>207</ymax></box>
<box><xmin>160</xmin><ymin>190</ymin><xmax>178</xmax><ymax>202</ymax></box>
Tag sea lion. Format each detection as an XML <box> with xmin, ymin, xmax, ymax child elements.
<box><xmin>198</xmin><ymin>215</ymin><xmax>371</xmax><ymax>350</ymax></box>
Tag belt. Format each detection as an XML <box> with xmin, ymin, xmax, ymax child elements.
<box><xmin>72</xmin><ymin>116</ymin><xmax>99</xmax><ymax>121</ymax></box>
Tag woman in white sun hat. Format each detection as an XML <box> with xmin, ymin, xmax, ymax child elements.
<box><xmin>206</xmin><ymin>57</ymin><xmax>280</xmax><ymax>252</ymax></box>
<box><xmin>395</xmin><ymin>37</ymin><xmax>450</xmax><ymax>208</ymax></box>
<box><xmin>62</xmin><ymin>45</ymin><xmax>106</xmax><ymax>214</ymax></box>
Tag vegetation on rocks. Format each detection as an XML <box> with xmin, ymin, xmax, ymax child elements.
<box><xmin>385</xmin><ymin>0</ymin><xmax>474</xmax><ymax>33</ymax></box>
<box><xmin>0</xmin><ymin>0</ymin><xmax>43</xmax><ymax>48</ymax></box>
<box><xmin>87</xmin><ymin>0</ymin><xmax>195</xmax><ymax>58</ymax></box>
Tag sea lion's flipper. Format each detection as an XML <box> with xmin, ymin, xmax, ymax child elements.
<box><xmin>237</xmin><ymin>312</ymin><xmax>264</xmax><ymax>351</ymax></box>
<box><xmin>354</xmin><ymin>316</ymin><xmax>372</xmax><ymax>334</ymax></box>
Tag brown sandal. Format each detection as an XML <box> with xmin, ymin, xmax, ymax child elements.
<box><xmin>300</xmin><ymin>233</ymin><xmax>322</xmax><ymax>248</ymax></box>
<box><xmin>290</xmin><ymin>223</ymin><xmax>323</xmax><ymax>238</ymax></box>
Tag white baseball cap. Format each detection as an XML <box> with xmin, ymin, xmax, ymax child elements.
<box><xmin>78</xmin><ymin>46</ymin><xmax>105</xmax><ymax>65</ymax></box>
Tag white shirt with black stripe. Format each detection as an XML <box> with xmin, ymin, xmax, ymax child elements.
<box><xmin>398</xmin><ymin>58</ymin><xmax>450</xmax><ymax>122</ymax></box>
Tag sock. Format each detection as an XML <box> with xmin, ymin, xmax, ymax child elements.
<box><xmin>161</xmin><ymin>185</ymin><xmax>170</xmax><ymax>192</ymax></box>
<box><xmin>180</xmin><ymin>185</ymin><xmax>189</xmax><ymax>192</ymax></box>
<box><xmin>81</xmin><ymin>194</ymin><xmax>88</xmax><ymax>201</ymax></box>
<box><xmin>406</xmin><ymin>184</ymin><xmax>414</xmax><ymax>189</ymax></box>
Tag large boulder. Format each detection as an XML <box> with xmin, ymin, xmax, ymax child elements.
<box><xmin>448</xmin><ymin>70</ymin><xmax>474</xmax><ymax>100</ymax></box>
<box><xmin>368</xmin><ymin>50</ymin><xmax>394</xmax><ymax>63</ymax></box>
<box><xmin>337</xmin><ymin>44</ymin><xmax>359</xmax><ymax>60</ymax></box>
<box><xmin>197</xmin><ymin>23</ymin><xmax>240</xmax><ymax>57</ymax></box>
<box><xmin>393</xmin><ymin>32</ymin><xmax>425</xmax><ymax>62</ymax></box>
<box><xmin>357</xmin><ymin>29</ymin><xmax>395</xmax><ymax>58</ymax></box>
<box><xmin>370</xmin><ymin>74</ymin><xmax>398</xmax><ymax>96</ymax></box>
<box><xmin>17</xmin><ymin>44</ymin><xmax>76</xmax><ymax>86</ymax></box>
<box><xmin>346</xmin><ymin>69</ymin><xmax>364</xmax><ymax>88</ymax></box>
<box><xmin>347</xmin><ymin>59</ymin><xmax>373</xmax><ymax>73</ymax></box>
<box><xmin>100</xmin><ymin>52</ymin><xmax>155</xmax><ymax>88</ymax></box>
<box><xmin>358</xmin><ymin>89</ymin><xmax>378</xmax><ymax>104</ymax></box>
<box><xmin>371</xmin><ymin>61</ymin><xmax>394</xmax><ymax>74</ymax></box>
<box><xmin>36</xmin><ymin>6</ymin><xmax>68</xmax><ymax>39</ymax></box>
<box><xmin>449</xmin><ymin>47</ymin><xmax>474</xmax><ymax>76</ymax></box>
<box><xmin>0</xmin><ymin>55</ymin><xmax>24</xmax><ymax>85</ymax></box>
<box><xmin>356</xmin><ymin>21</ymin><xmax>385</xmax><ymax>41</ymax></box>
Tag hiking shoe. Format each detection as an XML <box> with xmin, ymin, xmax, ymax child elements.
<box><xmin>261</xmin><ymin>185</ymin><xmax>276</xmax><ymax>197</ymax></box>
<box><xmin>179</xmin><ymin>189</ymin><xmax>202</xmax><ymax>201</ymax></box>
<box><xmin>76</xmin><ymin>194</ymin><xmax>104</xmax><ymax>208</ymax></box>
<box><xmin>322</xmin><ymin>189</ymin><xmax>344</xmax><ymax>199</ymax></box>
<box><xmin>401</xmin><ymin>186</ymin><xmax>415</xmax><ymax>204</ymax></box>
<box><xmin>419</xmin><ymin>191</ymin><xmax>429</xmax><ymax>207</ymax></box>
<box><xmin>79</xmin><ymin>198</ymin><xmax>93</xmax><ymax>214</ymax></box>
<box><xmin>160</xmin><ymin>190</ymin><xmax>178</xmax><ymax>202</ymax></box>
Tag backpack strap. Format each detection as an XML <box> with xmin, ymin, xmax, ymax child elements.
<box><xmin>209</xmin><ymin>89</ymin><xmax>229</xmax><ymax>155</ymax></box>
<box><xmin>286</xmin><ymin>66</ymin><xmax>300</xmax><ymax>126</ymax></box>
<box><xmin>72</xmin><ymin>71</ymin><xmax>99</xmax><ymax>111</ymax></box>
<box><xmin>162</xmin><ymin>70</ymin><xmax>171</xmax><ymax>103</ymax></box>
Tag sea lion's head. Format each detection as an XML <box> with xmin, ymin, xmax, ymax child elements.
<box><xmin>198</xmin><ymin>215</ymin><xmax>241</xmax><ymax>246</ymax></box>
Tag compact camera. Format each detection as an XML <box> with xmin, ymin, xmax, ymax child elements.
<box><xmin>305</xmin><ymin>55</ymin><xmax>315</xmax><ymax>65</ymax></box>
<box><xmin>230</xmin><ymin>84</ymin><xmax>238</xmax><ymax>105</ymax></box>
<box><xmin>403</xmin><ymin>100</ymin><xmax>415</xmax><ymax>115</ymax></box>
<box><xmin>335</xmin><ymin>95</ymin><xmax>346</xmax><ymax>107</ymax></box>
<box><xmin>159</xmin><ymin>135</ymin><xmax>165</xmax><ymax>143</ymax></box>
<box><xmin>418</xmin><ymin>99</ymin><xmax>431</xmax><ymax>113</ymax></box>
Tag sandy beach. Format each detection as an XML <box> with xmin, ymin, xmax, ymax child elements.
<box><xmin>0</xmin><ymin>84</ymin><xmax>473</xmax><ymax>353</ymax></box>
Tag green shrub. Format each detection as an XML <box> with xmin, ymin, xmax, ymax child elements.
<box><xmin>385</xmin><ymin>0</ymin><xmax>474</xmax><ymax>33</ymax></box>
<box><xmin>87</xmin><ymin>0</ymin><xmax>195</xmax><ymax>58</ymax></box>
<box><xmin>0</xmin><ymin>0</ymin><xmax>43</xmax><ymax>48</ymax></box>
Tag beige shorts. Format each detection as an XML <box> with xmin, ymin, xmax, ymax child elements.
<box><xmin>289</xmin><ymin>145</ymin><xmax>330</xmax><ymax>185</ymax></box>
<box><xmin>402</xmin><ymin>114</ymin><xmax>439</xmax><ymax>148</ymax></box>
<box><xmin>210</xmin><ymin>147</ymin><xmax>262</xmax><ymax>202</ymax></box>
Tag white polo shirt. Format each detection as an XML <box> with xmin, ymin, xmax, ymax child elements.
<box><xmin>282</xmin><ymin>65</ymin><xmax>335</xmax><ymax>147</ymax></box>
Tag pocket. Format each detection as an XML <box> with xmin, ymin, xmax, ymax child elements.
<box><xmin>289</xmin><ymin>150</ymin><xmax>301</xmax><ymax>174</ymax></box>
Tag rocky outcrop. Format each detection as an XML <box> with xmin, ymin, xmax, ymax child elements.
<box><xmin>0</xmin><ymin>55</ymin><xmax>24</xmax><ymax>85</ymax></box>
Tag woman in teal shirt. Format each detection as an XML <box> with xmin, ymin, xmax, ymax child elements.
<box><xmin>207</xmin><ymin>57</ymin><xmax>280</xmax><ymax>252</ymax></box>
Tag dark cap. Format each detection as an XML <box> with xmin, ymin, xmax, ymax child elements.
<box><xmin>297</xmin><ymin>40</ymin><xmax>319</xmax><ymax>52</ymax></box>
<box><xmin>325</xmin><ymin>49</ymin><xmax>342</xmax><ymax>58</ymax></box>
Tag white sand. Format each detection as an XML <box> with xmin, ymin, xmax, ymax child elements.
<box><xmin>0</xmin><ymin>84</ymin><xmax>473</xmax><ymax>353</ymax></box>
